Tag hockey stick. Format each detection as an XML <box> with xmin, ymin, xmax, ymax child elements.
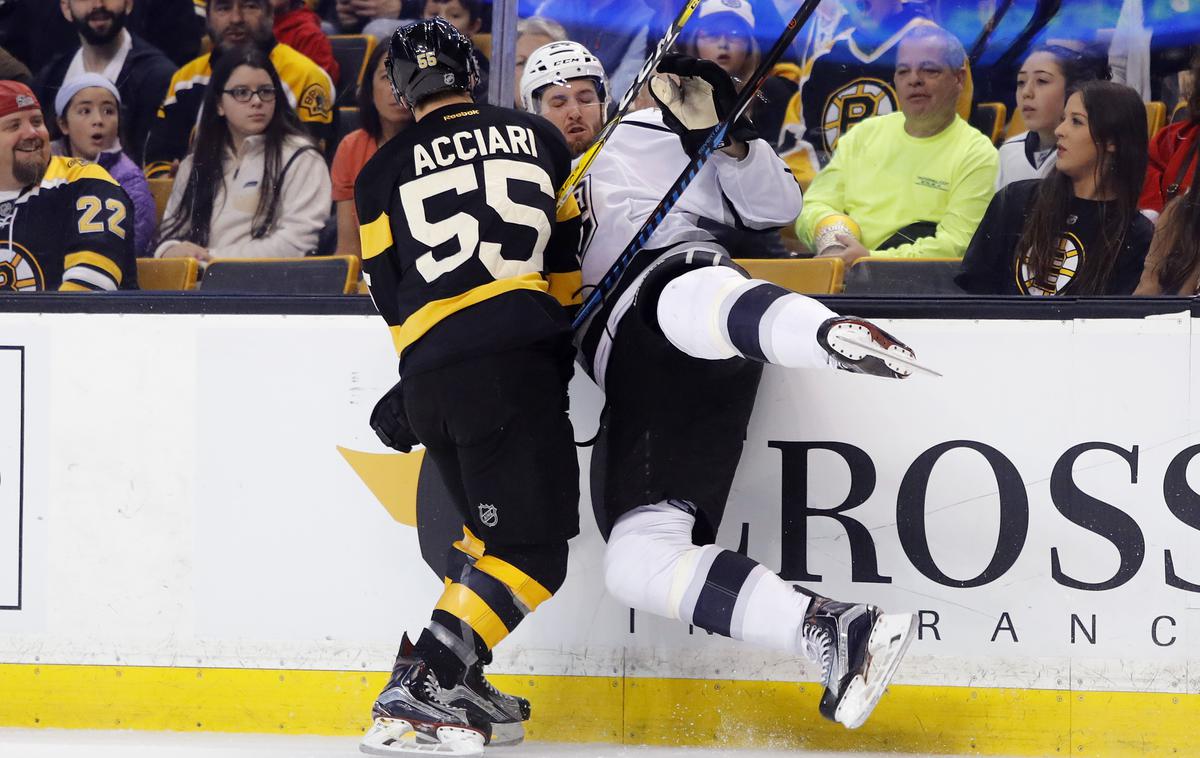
<box><xmin>967</xmin><ymin>0</ymin><xmax>1016</xmax><ymax>66</ymax></box>
<box><xmin>571</xmin><ymin>0</ymin><xmax>822</xmax><ymax>330</ymax></box>
<box><xmin>556</xmin><ymin>0</ymin><xmax>704</xmax><ymax>208</ymax></box>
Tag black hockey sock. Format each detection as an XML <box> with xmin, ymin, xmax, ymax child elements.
<box><xmin>414</xmin><ymin>617</ymin><xmax>480</xmax><ymax>688</ymax></box>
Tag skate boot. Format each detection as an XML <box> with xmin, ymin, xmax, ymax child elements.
<box><xmin>800</xmin><ymin>593</ymin><xmax>916</xmax><ymax>729</ymax></box>
<box><xmin>453</xmin><ymin>659</ymin><xmax>530</xmax><ymax>746</ymax></box>
<box><xmin>360</xmin><ymin>634</ymin><xmax>491</xmax><ymax>756</ymax></box>
<box><xmin>817</xmin><ymin>316</ymin><xmax>916</xmax><ymax>379</ymax></box>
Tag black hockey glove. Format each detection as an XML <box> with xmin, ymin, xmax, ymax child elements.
<box><xmin>370</xmin><ymin>380</ymin><xmax>419</xmax><ymax>453</ymax></box>
<box><xmin>649</xmin><ymin>53</ymin><xmax>758</xmax><ymax>155</ymax></box>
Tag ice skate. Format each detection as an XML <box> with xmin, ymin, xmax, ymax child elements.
<box><xmin>801</xmin><ymin>594</ymin><xmax>916</xmax><ymax>729</ymax></box>
<box><xmin>360</xmin><ymin>635</ymin><xmax>490</xmax><ymax>756</ymax></box>
<box><xmin>817</xmin><ymin>316</ymin><xmax>918</xmax><ymax>379</ymax></box>
<box><xmin>451</xmin><ymin>659</ymin><xmax>530</xmax><ymax>746</ymax></box>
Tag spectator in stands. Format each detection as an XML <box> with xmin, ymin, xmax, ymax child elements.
<box><xmin>679</xmin><ymin>0</ymin><xmax>790</xmax><ymax>147</ymax></box>
<box><xmin>532</xmin><ymin>0</ymin><xmax>657</xmax><ymax>100</ymax></box>
<box><xmin>144</xmin><ymin>0</ymin><xmax>334</xmax><ymax>179</ymax></box>
<box><xmin>331</xmin><ymin>43</ymin><xmax>410</xmax><ymax>256</ymax></box>
<box><xmin>37</xmin><ymin>0</ymin><xmax>177</xmax><ymax>164</ymax></box>
<box><xmin>0</xmin><ymin>49</ymin><xmax>30</xmax><ymax>87</ymax></box>
<box><xmin>798</xmin><ymin>26</ymin><xmax>997</xmax><ymax>263</ymax></box>
<box><xmin>155</xmin><ymin>49</ymin><xmax>331</xmax><ymax>260</ymax></box>
<box><xmin>1140</xmin><ymin>52</ymin><xmax>1200</xmax><ymax>217</ymax></box>
<box><xmin>958</xmin><ymin>82</ymin><xmax>1151</xmax><ymax>296</ymax></box>
<box><xmin>995</xmin><ymin>45</ymin><xmax>1102</xmax><ymax>191</ymax></box>
<box><xmin>515</xmin><ymin>16</ymin><xmax>567</xmax><ymax>108</ymax></box>
<box><xmin>335</xmin><ymin>0</ymin><xmax>404</xmax><ymax>35</ymax></box>
<box><xmin>272</xmin><ymin>0</ymin><xmax>340</xmax><ymax>81</ymax></box>
<box><xmin>54</xmin><ymin>74</ymin><xmax>155</xmax><ymax>258</ymax></box>
<box><xmin>421</xmin><ymin>0</ymin><xmax>489</xmax><ymax>97</ymax></box>
<box><xmin>0</xmin><ymin>81</ymin><xmax>136</xmax><ymax>291</ymax></box>
<box><xmin>1136</xmin><ymin>188</ymin><xmax>1200</xmax><ymax>295</ymax></box>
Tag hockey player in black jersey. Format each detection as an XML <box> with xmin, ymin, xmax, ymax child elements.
<box><xmin>520</xmin><ymin>45</ymin><xmax>919</xmax><ymax>730</ymax></box>
<box><xmin>354</xmin><ymin>19</ymin><xmax>582</xmax><ymax>757</ymax></box>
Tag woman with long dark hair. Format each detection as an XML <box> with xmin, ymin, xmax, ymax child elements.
<box><xmin>958</xmin><ymin>80</ymin><xmax>1152</xmax><ymax>296</ymax></box>
<box><xmin>155</xmin><ymin>47</ymin><xmax>331</xmax><ymax>261</ymax></box>
<box><xmin>330</xmin><ymin>42</ymin><xmax>412</xmax><ymax>257</ymax></box>
<box><xmin>1139</xmin><ymin>51</ymin><xmax>1200</xmax><ymax>216</ymax></box>
<box><xmin>1135</xmin><ymin>190</ymin><xmax>1200</xmax><ymax>294</ymax></box>
<box><xmin>996</xmin><ymin>44</ymin><xmax>1102</xmax><ymax>190</ymax></box>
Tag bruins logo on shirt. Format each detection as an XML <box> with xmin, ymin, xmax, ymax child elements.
<box><xmin>0</xmin><ymin>242</ymin><xmax>44</xmax><ymax>292</ymax></box>
<box><xmin>820</xmin><ymin>77</ymin><xmax>897</xmax><ymax>153</ymax></box>
<box><xmin>1018</xmin><ymin>233</ymin><xmax>1082</xmax><ymax>296</ymax></box>
<box><xmin>297</xmin><ymin>83</ymin><xmax>330</xmax><ymax>121</ymax></box>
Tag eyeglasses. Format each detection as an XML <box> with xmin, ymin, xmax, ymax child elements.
<box><xmin>223</xmin><ymin>85</ymin><xmax>277</xmax><ymax>103</ymax></box>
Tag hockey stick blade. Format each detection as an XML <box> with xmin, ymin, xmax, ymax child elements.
<box><xmin>556</xmin><ymin>0</ymin><xmax>703</xmax><ymax>208</ymax></box>
<box><xmin>835</xmin><ymin>335</ymin><xmax>944</xmax><ymax>378</ymax></box>
<box><xmin>572</xmin><ymin>0</ymin><xmax>822</xmax><ymax>330</ymax></box>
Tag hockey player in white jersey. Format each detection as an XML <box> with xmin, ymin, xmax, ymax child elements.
<box><xmin>521</xmin><ymin>42</ymin><xmax>918</xmax><ymax>730</ymax></box>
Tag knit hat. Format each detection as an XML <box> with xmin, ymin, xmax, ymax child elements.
<box><xmin>0</xmin><ymin>80</ymin><xmax>39</xmax><ymax>120</ymax></box>
<box><xmin>54</xmin><ymin>73</ymin><xmax>122</xmax><ymax>118</ymax></box>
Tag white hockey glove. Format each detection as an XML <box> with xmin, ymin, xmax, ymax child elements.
<box><xmin>649</xmin><ymin>53</ymin><xmax>757</xmax><ymax>155</ymax></box>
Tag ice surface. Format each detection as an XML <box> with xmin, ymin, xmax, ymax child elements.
<box><xmin>0</xmin><ymin>729</ymin><xmax>996</xmax><ymax>758</ymax></box>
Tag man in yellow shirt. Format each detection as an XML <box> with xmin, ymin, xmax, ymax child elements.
<box><xmin>797</xmin><ymin>25</ymin><xmax>997</xmax><ymax>262</ymax></box>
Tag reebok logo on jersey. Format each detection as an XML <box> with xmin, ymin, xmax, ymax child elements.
<box><xmin>478</xmin><ymin>503</ymin><xmax>498</xmax><ymax>527</ymax></box>
<box><xmin>915</xmin><ymin>176</ymin><xmax>950</xmax><ymax>192</ymax></box>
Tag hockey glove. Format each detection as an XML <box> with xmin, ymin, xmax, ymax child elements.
<box><xmin>370</xmin><ymin>380</ymin><xmax>420</xmax><ymax>453</ymax></box>
<box><xmin>649</xmin><ymin>53</ymin><xmax>758</xmax><ymax>155</ymax></box>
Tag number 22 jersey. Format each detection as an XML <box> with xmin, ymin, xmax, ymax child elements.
<box><xmin>355</xmin><ymin>102</ymin><xmax>582</xmax><ymax>375</ymax></box>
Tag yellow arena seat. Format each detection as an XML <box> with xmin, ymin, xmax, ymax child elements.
<box><xmin>970</xmin><ymin>102</ymin><xmax>1008</xmax><ymax>145</ymax></box>
<box><xmin>735</xmin><ymin>257</ymin><xmax>844</xmax><ymax>294</ymax></box>
<box><xmin>1146</xmin><ymin>101</ymin><xmax>1167</xmax><ymax>138</ymax></box>
<box><xmin>147</xmin><ymin>177</ymin><xmax>174</xmax><ymax>225</ymax></box>
<box><xmin>329</xmin><ymin>34</ymin><xmax>376</xmax><ymax>106</ymax></box>
<box><xmin>137</xmin><ymin>257</ymin><xmax>199</xmax><ymax>291</ymax></box>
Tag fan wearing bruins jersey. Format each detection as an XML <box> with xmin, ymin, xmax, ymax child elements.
<box><xmin>354</xmin><ymin>19</ymin><xmax>581</xmax><ymax>756</ymax></box>
<box><xmin>778</xmin><ymin>0</ymin><xmax>971</xmax><ymax>165</ymax></box>
<box><xmin>519</xmin><ymin>46</ymin><xmax>920</xmax><ymax>732</ymax></box>
<box><xmin>143</xmin><ymin>0</ymin><xmax>333</xmax><ymax>178</ymax></box>
<box><xmin>0</xmin><ymin>82</ymin><xmax>135</xmax><ymax>293</ymax></box>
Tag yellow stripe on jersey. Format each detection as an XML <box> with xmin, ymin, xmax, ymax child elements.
<box><xmin>64</xmin><ymin>251</ymin><xmax>123</xmax><ymax>285</ymax></box>
<box><xmin>547</xmin><ymin>270</ymin><xmax>582</xmax><ymax>307</ymax></box>
<box><xmin>434</xmin><ymin>583</ymin><xmax>510</xmax><ymax>649</ymax></box>
<box><xmin>359</xmin><ymin>213</ymin><xmax>393</xmax><ymax>260</ymax></box>
<box><xmin>474</xmin><ymin>555</ymin><xmax>552</xmax><ymax>612</ymax></box>
<box><xmin>43</xmin><ymin>156</ymin><xmax>120</xmax><ymax>187</ymax></box>
<box><xmin>390</xmin><ymin>273</ymin><xmax>550</xmax><ymax>357</ymax></box>
<box><xmin>556</xmin><ymin>192</ymin><xmax>581</xmax><ymax>222</ymax></box>
<box><xmin>454</xmin><ymin>526</ymin><xmax>486</xmax><ymax>561</ymax></box>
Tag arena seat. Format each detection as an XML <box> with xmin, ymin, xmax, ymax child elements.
<box><xmin>329</xmin><ymin>34</ymin><xmax>375</xmax><ymax>106</ymax></box>
<box><xmin>969</xmin><ymin>102</ymin><xmax>1007</xmax><ymax>144</ymax></box>
<box><xmin>137</xmin><ymin>257</ymin><xmax>199</xmax><ymax>291</ymax></box>
<box><xmin>1147</xmin><ymin>101</ymin><xmax>1167</xmax><ymax>138</ymax></box>
<box><xmin>147</xmin><ymin>177</ymin><xmax>174</xmax><ymax>224</ymax></box>
<box><xmin>842</xmin><ymin>257</ymin><xmax>964</xmax><ymax>295</ymax></box>
<box><xmin>734</xmin><ymin>257</ymin><xmax>844</xmax><ymax>294</ymax></box>
<box><xmin>336</xmin><ymin>106</ymin><xmax>361</xmax><ymax>147</ymax></box>
<box><xmin>1172</xmin><ymin>102</ymin><xmax>1189</xmax><ymax>124</ymax></box>
<box><xmin>199</xmin><ymin>256</ymin><xmax>362</xmax><ymax>295</ymax></box>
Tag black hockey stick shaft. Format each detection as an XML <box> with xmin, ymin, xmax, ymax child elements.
<box><xmin>556</xmin><ymin>0</ymin><xmax>704</xmax><ymax>208</ymax></box>
<box><xmin>967</xmin><ymin>0</ymin><xmax>1016</xmax><ymax>65</ymax></box>
<box><xmin>993</xmin><ymin>0</ymin><xmax>1062</xmax><ymax>71</ymax></box>
<box><xmin>572</xmin><ymin>0</ymin><xmax>821</xmax><ymax>330</ymax></box>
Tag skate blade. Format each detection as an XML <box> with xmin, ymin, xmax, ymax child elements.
<box><xmin>833</xmin><ymin>612</ymin><xmax>917</xmax><ymax>730</ymax></box>
<box><xmin>833</xmin><ymin>330</ymin><xmax>942</xmax><ymax>378</ymax></box>
<box><xmin>488</xmin><ymin>719</ymin><xmax>525</xmax><ymax>747</ymax></box>
<box><xmin>360</xmin><ymin>718</ymin><xmax>485</xmax><ymax>756</ymax></box>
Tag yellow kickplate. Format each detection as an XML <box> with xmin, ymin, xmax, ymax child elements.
<box><xmin>1</xmin><ymin>663</ymin><xmax>1197</xmax><ymax>756</ymax></box>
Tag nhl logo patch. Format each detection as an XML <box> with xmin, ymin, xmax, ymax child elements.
<box><xmin>478</xmin><ymin>503</ymin><xmax>498</xmax><ymax>527</ymax></box>
<box><xmin>443</xmin><ymin>72</ymin><xmax>456</xmax><ymax>86</ymax></box>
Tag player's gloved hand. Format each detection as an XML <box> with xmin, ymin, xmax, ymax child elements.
<box><xmin>370</xmin><ymin>380</ymin><xmax>420</xmax><ymax>453</ymax></box>
<box><xmin>649</xmin><ymin>52</ymin><xmax>758</xmax><ymax>155</ymax></box>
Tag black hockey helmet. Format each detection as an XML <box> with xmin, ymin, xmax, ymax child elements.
<box><xmin>386</xmin><ymin>17</ymin><xmax>478</xmax><ymax>108</ymax></box>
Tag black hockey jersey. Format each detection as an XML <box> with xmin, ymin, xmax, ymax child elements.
<box><xmin>355</xmin><ymin>101</ymin><xmax>582</xmax><ymax>375</ymax></box>
<box><xmin>0</xmin><ymin>157</ymin><xmax>137</xmax><ymax>292</ymax></box>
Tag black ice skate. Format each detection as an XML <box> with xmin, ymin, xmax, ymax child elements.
<box><xmin>800</xmin><ymin>594</ymin><xmax>916</xmax><ymax>729</ymax></box>
<box><xmin>817</xmin><ymin>316</ymin><xmax>918</xmax><ymax>379</ymax></box>
<box><xmin>360</xmin><ymin>634</ymin><xmax>491</xmax><ymax>756</ymax></box>
<box><xmin>453</xmin><ymin>659</ymin><xmax>530</xmax><ymax>746</ymax></box>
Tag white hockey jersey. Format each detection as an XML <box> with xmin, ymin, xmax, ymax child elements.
<box><xmin>995</xmin><ymin>131</ymin><xmax>1057</xmax><ymax>190</ymax></box>
<box><xmin>573</xmin><ymin>108</ymin><xmax>803</xmax><ymax>385</ymax></box>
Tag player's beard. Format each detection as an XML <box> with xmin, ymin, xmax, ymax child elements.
<box><xmin>12</xmin><ymin>139</ymin><xmax>48</xmax><ymax>188</ymax></box>
<box><xmin>72</xmin><ymin>6</ymin><xmax>128</xmax><ymax>46</ymax></box>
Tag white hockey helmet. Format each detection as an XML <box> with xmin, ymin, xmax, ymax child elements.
<box><xmin>520</xmin><ymin>40</ymin><xmax>609</xmax><ymax>114</ymax></box>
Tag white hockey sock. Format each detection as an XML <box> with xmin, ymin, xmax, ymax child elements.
<box><xmin>655</xmin><ymin>266</ymin><xmax>838</xmax><ymax>369</ymax></box>
<box><xmin>605</xmin><ymin>502</ymin><xmax>812</xmax><ymax>656</ymax></box>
